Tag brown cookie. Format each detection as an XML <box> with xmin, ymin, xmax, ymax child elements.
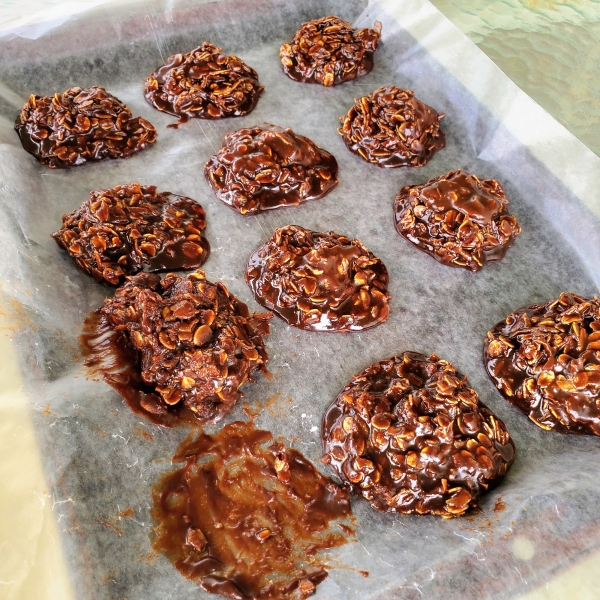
<box><xmin>322</xmin><ymin>352</ymin><xmax>516</xmax><ymax>517</ymax></box>
<box><xmin>484</xmin><ymin>292</ymin><xmax>600</xmax><ymax>436</ymax></box>
<box><xmin>15</xmin><ymin>86</ymin><xmax>156</xmax><ymax>168</ymax></box>
<box><xmin>204</xmin><ymin>124</ymin><xmax>338</xmax><ymax>215</ymax></box>
<box><xmin>280</xmin><ymin>15</ymin><xmax>382</xmax><ymax>86</ymax></box>
<box><xmin>144</xmin><ymin>42</ymin><xmax>263</xmax><ymax>126</ymax></box>
<box><xmin>394</xmin><ymin>169</ymin><xmax>521</xmax><ymax>271</ymax></box>
<box><xmin>246</xmin><ymin>225</ymin><xmax>390</xmax><ymax>333</ymax></box>
<box><xmin>151</xmin><ymin>421</ymin><xmax>353</xmax><ymax>598</ymax></box>
<box><xmin>338</xmin><ymin>86</ymin><xmax>445</xmax><ymax>167</ymax></box>
<box><xmin>52</xmin><ymin>183</ymin><xmax>210</xmax><ymax>286</ymax></box>
<box><xmin>89</xmin><ymin>270</ymin><xmax>271</xmax><ymax>424</ymax></box>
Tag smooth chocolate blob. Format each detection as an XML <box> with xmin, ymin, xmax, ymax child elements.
<box><xmin>144</xmin><ymin>42</ymin><xmax>263</xmax><ymax>126</ymax></box>
<box><xmin>245</xmin><ymin>225</ymin><xmax>390</xmax><ymax>332</ymax></box>
<box><xmin>484</xmin><ymin>292</ymin><xmax>600</xmax><ymax>435</ymax></box>
<box><xmin>15</xmin><ymin>86</ymin><xmax>156</xmax><ymax>168</ymax></box>
<box><xmin>82</xmin><ymin>270</ymin><xmax>271</xmax><ymax>425</ymax></box>
<box><xmin>280</xmin><ymin>15</ymin><xmax>382</xmax><ymax>86</ymax></box>
<box><xmin>394</xmin><ymin>169</ymin><xmax>521</xmax><ymax>271</ymax></box>
<box><xmin>205</xmin><ymin>124</ymin><xmax>338</xmax><ymax>215</ymax></box>
<box><xmin>338</xmin><ymin>86</ymin><xmax>445</xmax><ymax>168</ymax></box>
<box><xmin>152</xmin><ymin>421</ymin><xmax>354</xmax><ymax>599</ymax></box>
<box><xmin>53</xmin><ymin>183</ymin><xmax>210</xmax><ymax>286</ymax></box>
<box><xmin>322</xmin><ymin>352</ymin><xmax>516</xmax><ymax>517</ymax></box>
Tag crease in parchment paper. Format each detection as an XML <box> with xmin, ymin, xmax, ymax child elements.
<box><xmin>0</xmin><ymin>0</ymin><xmax>599</xmax><ymax>598</ymax></box>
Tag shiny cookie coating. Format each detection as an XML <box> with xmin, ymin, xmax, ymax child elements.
<box><xmin>52</xmin><ymin>183</ymin><xmax>210</xmax><ymax>286</ymax></box>
<box><xmin>484</xmin><ymin>292</ymin><xmax>600</xmax><ymax>436</ymax></box>
<box><xmin>339</xmin><ymin>86</ymin><xmax>445</xmax><ymax>168</ymax></box>
<box><xmin>280</xmin><ymin>15</ymin><xmax>382</xmax><ymax>86</ymax></box>
<box><xmin>204</xmin><ymin>124</ymin><xmax>338</xmax><ymax>215</ymax></box>
<box><xmin>101</xmin><ymin>270</ymin><xmax>272</xmax><ymax>423</ymax></box>
<box><xmin>322</xmin><ymin>352</ymin><xmax>516</xmax><ymax>517</ymax></box>
<box><xmin>15</xmin><ymin>86</ymin><xmax>156</xmax><ymax>168</ymax></box>
<box><xmin>245</xmin><ymin>225</ymin><xmax>390</xmax><ymax>332</ymax></box>
<box><xmin>144</xmin><ymin>42</ymin><xmax>263</xmax><ymax>125</ymax></box>
<box><xmin>394</xmin><ymin>169</ymin><xmax>521</xmax><ymax>271</ymax></box>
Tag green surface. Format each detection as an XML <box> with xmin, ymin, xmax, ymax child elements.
<box><xmin>430</xmin><ymin>0</ymin><xmax>600</xmax><ymax>156</ymax></box>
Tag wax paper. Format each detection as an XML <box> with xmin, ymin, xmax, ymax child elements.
<box><xmin>1</xmin><ymin>0</ymin><xmax>600</xmax><ymax>598</ymax></box>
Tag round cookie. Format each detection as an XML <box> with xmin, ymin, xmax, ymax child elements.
<box><xmin>484</xmin><ymin>292</ymin><xmax>600</xmax><ymax>436</ymax></box>
<box><xmin>280</xmin><ymin>15</ymin><xmax>382</xmax><ymax>86</ymax></box>
<box><xmin>394</xmin><ymin>169</ymin><xmax>521</xmax><ymax>271</ymax></box>
<box><xmin>205</xmin><ymin>124</ymin><xmax>338</xmax><ymax>215</ymax></box>
<box><xmin>144</xmin><ymin>42</ymin><xmax>263</xmax><ymax>125</ymax></box>
<box><xmin>99</xmin><ymin>270</ymin><xmax>272</xmax><ymax>423</ymax></box>
<box><xmin>15</xmin><ymin>86</ymin><xmax>156</xmax><ymax>168</ymax></box>
<box><xmin>53</xmin><ymin>183</ymin><xmax>210</xmax><ymax>286</ymax></box>
<box><xmin>245</xmin><ymin>225</ymin><xmax>390</xmax><ymax>332</ymax></box>
<box><xmin>322</xmin><ymin>352</ymin><xmax>516</xmax><ymax>517</ymax></box>
<box><xmin>338</xmin><ymin>86</ymin><xmax>445</xmax><ymax>167</ymax></box>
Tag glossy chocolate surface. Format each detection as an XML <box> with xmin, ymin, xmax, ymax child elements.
<box><xmin>53</xmin><ymin>183</ymin><xmax>210</xmax><ymax>286</ymax></box>
<box><xmin>280</xmin><ymin>15</ymin><xmax>381</xmax><ymax>87</ymax></box>
<box><xmin>245</xmin><ymin>225</ymin><xmax>390</xmax><ymax>332</ymax></box>
<box><xmin>484</xmin><ymin>292</ymin><xmax>600</xmax><ymax>436</ymax></box>
<box><xmin>152</xmin><ymin>420</ymin><xmax>353</xmax><ymax>598</ymax></box>
<box><xmin>15</xmin><ymin>86</ymin><xmax>156</xmax><ymax>168</ymax></box>
<box><xmin>338</xmin><ymin>86</ymin><xmax>445</xmax><ymax>168</ymax></box>
<box><xmin>322</xmin><ymin>352</ymin><xmax>516</xmax><ymax>517</ymax></box>
<box><xmin>83</xmin><ymin>270</ymin><xmax>271</xmax><ymax>425</ymax></box>
<box><xmin>144</xmin><ymin>42</ymin><xmax>263</xmax><ymax>126</ymax></box>
<box><xmin>394</xmin><ymin>169</ymin><xmax>521</xmax><ymax>271</ymax></box>
<box><xmin>204</xmin><ymin>124</ymin><xmax>338</xmax><ymax>215</ymax></box>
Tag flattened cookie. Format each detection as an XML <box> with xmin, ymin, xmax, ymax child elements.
<box><xmin>280</xmin><ymin>16</ymin><xmax>382</xmax><ymax>86</ymax></box>
<box><xmin>394</xmin><ymin>169</ymin><xmax>521</xmax><ymax>271</ymax></box>
<box><xmin>205</xmin><ymin>124</ymin><xmax>338</xmax><ymax>215</ymax></box>
<box><xmin>484</xmin><ymin>292</ymin><xmax>600</xmax><ymax>436</ymax></box>
<box><xmin>144</xmin><ymin>42</ymin><xmax>263</xmax><ymax>125</ymax></box>
<box><xmin>339</xmin><ymin>86</ymin><xmax>445</xmax><ymax>167</ymax></box>
<box><xmin>322</xmin><ymin>352</ymin><xmax>516</xmax><ymax>517</ymax></box>
<box><xmin>15</xmin><ymin>86</ymin><xmax>156</xmax><ymax>168</ymax></box>
<box><xmin>246</xmin><ymin>225</ymin><xmax>390</xmax><ymax>332</ymax></box>
<box><xmin>152</xmin><ymin>421</ymin><xmax>353</xmax><ymax>598</ymax></box>
<box><xmin>96</xmin><ymin>270</ymin><xmax>272</xmax><ymax>424</ymax></box>
<box><xmin>53</xmin><ymin>183</ymin><xmax>210</xmax><ymax>286</ymax></box>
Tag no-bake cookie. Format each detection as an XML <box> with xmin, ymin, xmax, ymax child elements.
<box><xmin>205</xmin><ymin>124</ymin><xmax>338</xmax><ymax>215</ymax></box>
<box><xmin>15</xmin><ymin>86</ymin><xmax>156</xmax><ymax>168</ymax></box>
<box><xmin>83</xmin><ymin>270</ymin><xmax>271</xmax><ymax>425</ymax></box>
<box><xmin>280</xmin><ymin>15</ymin><xmax>381</xmax><ymax>86</ymax></box>
<box><xmin>322</xmin><ymin>352</ymin><xmax>516</xmax><ymax>517</ymax></box>
<box><xmin>339</xmin><ymin>86</ymin><xmax>445</xmax><ymax>167</ymax></box>
<box><xmin>394</xmin><ymin>169</ymin><xmax>521</xmax><ymax>271</ymax></box>
<box><xmin>245</xmin><ymin>225</ymin><xmax>390</xmax><ymax>332</ymax></box>
<box><xmin>53</xmin><ymin>183</ymin><xmax>210</xmax><ymax>286</ymax></box>
<box><xmin>484</xmin><ymin>292</ymin><xmax>600</xmax><ymax>436</ymax></box>
<box><xmin>144</xmin><ymin>42</ymin><xmax>263</xmax><ymax>125</ymax></box>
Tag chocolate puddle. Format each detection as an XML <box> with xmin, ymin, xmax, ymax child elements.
<box><xmin>151</xmin><ymin>421</ymin><xmax>354</xmax><ymax>598</ymax></box>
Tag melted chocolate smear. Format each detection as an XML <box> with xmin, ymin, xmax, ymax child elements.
<box><xmin>80</xmin><ymin>311</ymin><xmax>198</xmax><ymax>427</ymax></box>
<box><xmin>152</xmin><ymin>421</ymin><xmax>354</xmax><ymax>599</ymax></box>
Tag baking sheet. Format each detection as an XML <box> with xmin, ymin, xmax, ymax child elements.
<box><xmin>1</xmin><ymin>0</ymin><xmax>600</xmax><ymax>598</ymax></box>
